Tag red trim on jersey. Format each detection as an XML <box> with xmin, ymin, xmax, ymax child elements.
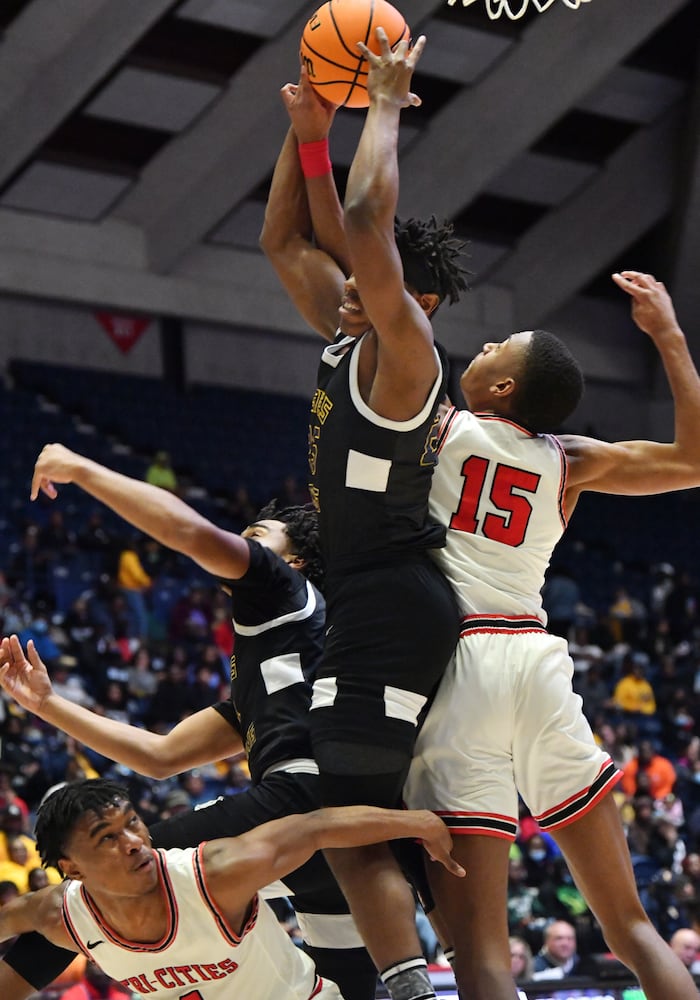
<box><xmin>193</xmin><ymin>843</ymin><xmax>258</xmax><ymax>946</ymax></box>
<box><xmin>548</xmin><ymin>433</ymin><xmax>569</xmax><ymax>529</ymax></box>
<box><xmin>436</xmin><ymin>809</ymin><xmax>517</xmax><ymax>841</ymax></box>
<box><xmin>459</xmin><ymin>614</ymin><xmax>546</xmax><ymax>637</ymax></box>
<box><xmin>534</xmin><ymin>759</ymin><xmax>623</xmax><ymax>831</ymax></box>
<box><xmin>309</xmin><ymin>976</ymin><xmax>324</xmax><ymax>999</ymax></box>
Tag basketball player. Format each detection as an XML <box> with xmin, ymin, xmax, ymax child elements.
<box><xmin>0</xmin><ymin>445</ymin><xmax>375</xmax><ymax>1000</ymax></box>
<box><xmin>261</xmin><ymin>33</ymin><xmax>467</xmax><ymax>1000</ymax></box>
<box><xmin>0</xmin><ymin>779</ymin><xmax>463</xmax><ymax>1000</ymax></box>
<box><xmin>403</xmin><ymin>271</ymin><xmax>700</xmax><ymax>1000</ymax></box>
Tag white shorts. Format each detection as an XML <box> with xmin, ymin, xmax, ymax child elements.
<box><xmin>404</xmin><ymin>619</ymin><xmax>621</xmax><ymax>839</ymax></box>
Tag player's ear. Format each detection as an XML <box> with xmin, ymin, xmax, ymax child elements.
<box><xmin>417</xmin><ymin>292</ymin><xmax>440</xmax><ymax>317</ymax></box>
<box><xmin>59</xmin><ymin>857</ymin><xmax>83</xmax><ymax>881</ymax></box>
<box><xmin>491</xmin><ymin>376</ymin><xmax>516</xmax><ymax>398</ymax></box>
<box><xmin>286</xmin><ymin>554</ymin><xmax>307</xmax><ymax>571</ymax></box>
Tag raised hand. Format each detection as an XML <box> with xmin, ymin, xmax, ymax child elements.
<box><xmin>30</xmin><ymin>443</ymin><xmax>82</xmax><ymax>501</ymax></box>
<box><xmin>612</xmin><ymin>271</ymin><xmax>681</xmax><ymax>340</ymax></box>
<box><xmin>0</xmin><ymin>635</ymin><xmax>54</xmax><ymax>715</ymax></box>
<box><xmin>356</xmin><ymin>27</ymin><xmax>426</xmax><ymax>109</ymax></box>
<box><xmin>280</xmin><ymin>65</ymin><xmax>338</xmax><ymax>142</ymax></box>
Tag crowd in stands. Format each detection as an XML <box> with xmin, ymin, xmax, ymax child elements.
<box><xmin>1</xmin><ymin>452</ymin><xmax>700</xmax><ymax>994</ymax></box>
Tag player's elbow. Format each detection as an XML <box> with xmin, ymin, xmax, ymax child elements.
<box><xmin>344</xmin><ymin>192</ymin><xmax>378</xmax><ymax>235</ymax></box>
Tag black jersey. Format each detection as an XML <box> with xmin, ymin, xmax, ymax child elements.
<box><xmin>308</xmin><ymin>333</ymin><xmax>447</xmax><ymax>572</ymax></box>
<box><xmin>214</xmin><ymin>539</ymin><xmax>325</xmax><ymax>784</ymax></box>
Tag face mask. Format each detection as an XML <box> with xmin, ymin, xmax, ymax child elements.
<box><xmin>529</xmin><ymin>850</ymin><xmax>546</xmax><ymax>862</ymax></box>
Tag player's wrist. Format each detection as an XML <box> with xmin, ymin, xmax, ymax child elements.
<box><xmin>298</xmin><ymin>138</ymin><xmax>332</xmax><ymax>178</ymax></box>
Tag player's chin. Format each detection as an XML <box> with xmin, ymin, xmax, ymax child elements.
<box><xmin>338</xmin><ymin>308</ymin><xmax>368</xmax><ymax>337</ymax></box>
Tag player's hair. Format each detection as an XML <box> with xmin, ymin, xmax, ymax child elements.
<box><xmin>512</xmin><ymin>329</ymin><xmax>584</xmax><ymax>433</ymax></box>
<box><xmin>35</xmin><ymin>779</ymin><xmax>131</xmax><ymax>871</ymax></box>
<box><xmin>394</xmin><ymin>216</ymin><xmax>470</xmax><ymax>306</ymax></box>
<box><xmin>255</xmin><ymin>500</ymin><xmax>325</xmax><ymax>592</ymax></box>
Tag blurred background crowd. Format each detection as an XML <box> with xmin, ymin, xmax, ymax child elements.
<box><xmin>2</xmin><ymin>366</ymin><xmax>700</xmax><ymax>995</ymax></box>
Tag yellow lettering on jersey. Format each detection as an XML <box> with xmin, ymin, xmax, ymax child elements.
<box><xmin>229</xmin><ymin>653</ymin><xmax>237</xmax><ymax>680</ymax></box>
<box><xmin>245</xmin><ymin>722</ymin><xmax>256</xmax><ymax>755</ymax></box>
<box><xmin>311</xmin><ymin>388</ymin><xmax>333</xmax><ymax>423</ymax></box>
<box><xmin>308</xmin><ymin>423</ymin><xmax>320</xmax><ymax>476</ymax></box>
<box><xmin>420</xmin><ymin>410</ymin><xmax>441</xmax><ymax>467</ymax></box>
<box><xmin>308</xmin><ymin>484</ymin><xmax>320</xmax><ymax>511</ymax></box>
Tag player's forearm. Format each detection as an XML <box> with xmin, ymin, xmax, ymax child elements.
<box><xmin>72</xmin><ymin>458</ymin><xmax>213</xmax><ymax>556</ymax></box>
<box><xmin>656</xmin><ymin>330</ymin><xmax>700</xmax><ymax>460</ymax></box>
<box><xmin>38</xmin><ymin>694</ymin><xmax>174</xmax><ymax>778</ymax></box>
<box><xmin>260</xmin><ymin>126</ymin><xmax>312</xmax><ymax>258</ymax></box>
<box><xmin>305</xmin><ymin>804</ymin><xmax>436</xmax><ymax>853</ymax></box>
<box><xmin>306</xmin><ymin>172</ymin><xmax>352</xmax><ymax>276</ymax></box>
<box><xmin>345</xmin><ymin>98</ymin><xmax>400</xmax><ymax>231</ymax></box>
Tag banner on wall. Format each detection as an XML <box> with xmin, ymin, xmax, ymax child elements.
<box><xmin>95</xmin><ymin>312</ymin><xmax>151</xmax><ymax>354</ymax></box>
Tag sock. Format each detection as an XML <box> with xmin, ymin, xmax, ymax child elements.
<box><xmin>381</xmin><ymin>957</ymin><xmax>435</xmax><ymax>1000</ymax></box>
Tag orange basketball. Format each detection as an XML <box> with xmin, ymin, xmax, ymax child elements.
<box><xmin>300</xmin><ymin>0</ymin><xmax>410</xmax><ymax>109</ymax></box>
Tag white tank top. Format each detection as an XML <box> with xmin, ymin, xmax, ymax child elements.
<box><xmin>429</xmin><ymin>408</ymin><xmax>568</xmax><ymax>622</ymax></box>
<box><xmin>62</xmin><ymin>846</ymin><xmax>323</xmax><ymax>1000</ymax></box>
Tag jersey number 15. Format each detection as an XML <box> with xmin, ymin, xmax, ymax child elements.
<box><xmin>449</xmin><ymin>456</ymin><xmax>540</xmax><ymax>547</ymax></box>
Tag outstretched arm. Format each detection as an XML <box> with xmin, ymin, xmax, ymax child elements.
<box><xmin>344</xmin><ymin>31</ymin><xmax>438</xmax><ymax>417</ymax></box>
<box><xmin>203</xmin><ymin>805</ymin><xmax>465</xmax><ymax>924</ymax></box>
<box><xmin>0</xmin><ymin>887</ymin><xmax>72</xmax><ymax>951</ymax></box>
<box><xmin>260</xmin><ymin>70</ymin><xmax>348</xmax><ymax>341</ymax></box>
<box><xmin>31</xmin><ymin>443</ymin><xmax>252</xmax><ymax>579</ymax></box>
<box><xmin>563</xmin><ymin>271</ymin><xmax>700</xmax><ymax>503</ymax></box>
<box><xmin>0</xmin><ymin>636</ymin><xmax>242</xmax><ymax>778</ymax></box>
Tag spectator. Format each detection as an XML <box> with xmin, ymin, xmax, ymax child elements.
<box><xmin>116</xmin><ymin>536</ymin><xmax>152</xmax><ymax>641</ymax></box>
<box><xmin>594</xmin><ymin>721</ymin><xmax>637</xmax><ymax>771</ymax></box>
<box><xmin>507</xmin><ymin>856</ymin><xmax>545</xmax><ymax>937</ymax></box>
<box><xmin>669</xmin><ymin>927</ymin><xmax>700</xmax><ymax>975</ymax></box>
<box><xmin>541</xmin><ymin>566</ymin><xmax>581</xmax><ymax>639</ymax></box>
<box><xmin>574</xmin><ymin>663</ymin><xmax>613</xmax><ymax>724</ymax></box>
<box><xmin>613</xmin><ymin>654</ymin><xmax>657</xmax><ymax>717</ymax></box>
<box><xmin>626</xmin><ymin>794</ymin><xmax>657</xmax><ymax>859</ymax></box>
<box><xmin>531</xmin><ymin>920</ymin><xmax>582</xmax><ymax>980</ymax></box>
<box><xmin>621</xmin><ymin>740</ymin><xmax>677</xmax><ymax>801</ymax></box>
<box><xmin>510</xmin><ymin>936</ymin><xmax>535</xmax><ymax>983</ymax></box>
<box><xmin>145</xmin><ymin>450</ymin><xmax>178</xmax><ymax>493</ymax></box>
<box><xmin>608</xmin><ymin>586</ymin><xmax>647</xmax><ymax>645</ymax></box>
<box><xmin>521</xmin><ymin>833</ymin><xmax>560</xmax><ymax>888</ymax></box>
<box><xmin>26</xmin><ymin>867</ymin><xmax>49</xmax><ymax>892</ymax></box>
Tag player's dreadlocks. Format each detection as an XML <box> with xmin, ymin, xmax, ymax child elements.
<box><xmin>255</xmin><ymin>500</ymin><xmax>325</xmax><ymax>593</ymax></box>
<box><xmin>394</xmin><ymin>215</ymin><xmax>470</xmax><ymax>307</ymax></box>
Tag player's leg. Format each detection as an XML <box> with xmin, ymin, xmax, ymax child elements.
<box><xmin>427</xmin><ymin>835</ymin><xmax>517</xmax><ymax>1000</ymax></box>
<box><xmin>404</xmin><ymin>632</ymin><xmax>524</xmax><ymax>1000</ymax></box>
<box><xmin>311</xmin><ymin>562</ymin><xmax>459</xmax><ymax>1000</ymax></box>
<box><xmin>553</xmin><ymin>795</ymin><xmax>698</xmax><ymax>1000</ymax></box>
<box><xmin>313</xmin><ymin>748</ymin><xmax>427</xmax><ymax>985</ymax></box>
<box><xmin>516</xmin><ymin>634</ymin><xmax>698</xmax><ymax>999</ymax></box>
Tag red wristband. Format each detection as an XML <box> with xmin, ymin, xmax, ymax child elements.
<box><xmin>298</xmin><ymin>138</ymin><xmax>332</xmax><ymax>179</ymax></box>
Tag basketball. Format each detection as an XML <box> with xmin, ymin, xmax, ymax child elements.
<box><xmin>300</xmin><ymin>0</ymin><xmax>410</xmax><ymax>109</ymax></box>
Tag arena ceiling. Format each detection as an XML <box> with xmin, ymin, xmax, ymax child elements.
<box><xmin>0</xmin><ymin>0</ymin><xmax>698</xmax><ymax>361</ymax></box>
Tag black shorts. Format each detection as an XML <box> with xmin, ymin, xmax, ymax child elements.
<box><xmin>309</xmin><ymin>556</ymin><xmax>459</xmax><ymax>760</ymax></box>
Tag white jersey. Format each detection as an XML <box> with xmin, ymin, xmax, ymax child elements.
<box><xmin>429</xmin><ymin>408</ymin><xmax>568</xmax><ymax>621</ymax></box>
<box><xmin>62</xmin><ymin>846</ymin><xmax>328</xmax><ymax>1000</ymax></box>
